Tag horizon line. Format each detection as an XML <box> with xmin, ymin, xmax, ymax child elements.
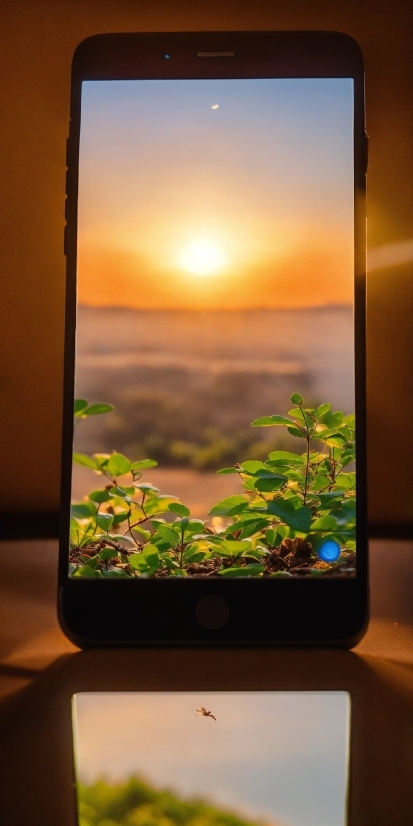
<box><xmin>78</xmin><ymin>302</ymin><xmax>353</xmax><ymax>312</ymax></box>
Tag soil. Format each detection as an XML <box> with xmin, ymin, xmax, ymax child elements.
<box><xmin>69</xmin><ymin>538</ymin><xmax>356</xmax><ymax>578</ymax></box>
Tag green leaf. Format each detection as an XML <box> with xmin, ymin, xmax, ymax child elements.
<box><xmin>184</xmin><ymin>519</ymin><xmax>205</xmax><ymax>533</ymax></box>
<box><xmin>330</xmin><ymin>501</ymin><xmax>356</xmax><ymax>527</ymax></box>
<box><xmin>252</xmin><ymin>476</ymin><xmax>287</xmax><ymax>492</ymax></box>
<box><xmin>253</xmin><ymin>468</ymin><xmax>288</xmax><ymax>480</ymax></box>
<box><xmin>136</xmin><ymin>482</ymin><xmax>159</xmax><ymax>492</ymax></box>
<box><xmin>211</xmin><ymin>539</ymin><xmax>251</xmax><ymax>557</ymax></box>
<box><xmin>290</xmin><ymin>392</ymin><xmax>303</xmax><ymax>405</ymax></box>
<box><xmin>270</xmin><ymin>571</ymin><xmax>293</xmax><ymax>578</ymax></box>
<box><xmin>108</xmin><ymin>486</ymin><xmax>132</xmax><ymax>502</ymax></box>
<box><xmin>142</xmin><ymin>544</ymin><xmax>160</xmax><ymax>565</ymax></box>
<box><xmin>239</xmin><ymin>460</ymin><xmax>269</xmax><ymax>474</ymax></box>
<box><xmin>183</xmin><ymin>549</ymin><xmax>207</xmax><ymax>564</ymax></box>
<box><xmin>129</xmin><ymin>545</ymin><xmax>160</xmax><ymax>571</ymax></box>
<box><xmin>316</xmin><ymin>491</ymin><xmax>343</xmax><ymax>508</ymax></box>
<box><xmin>83</xmin><ymin>403</ymin><xmax>114</xmax><ymax>416</ymax></box>
<box><xmin>112</xmin><ymin>511</ymin><xmax>130</xmax><ymax>526</ymax></box>
<box><xmin>131</xmin><ymin>524</ymin><xmax>151</xmax><ymax>541</ymax></box>
<box><xmin>343</xmin><ymin>413</ymin><xmax>355</xmax><ymax>430</ymax></box>
<box><xmin>267</xmin><ymin>451</ymin><xmax>304</xmax><ymax>465</ymax></box>
<box><xmin>73</xmin><ymin>565</ymin><xmax>102</xmax><ymax>578</ymax></box>
<box><xmin>93</xmin><ymin>454</ymin><xmax>110</xmax><ymax>470</ymax></box>
<box><xmin>73</xmin><ymin>452</ymin><xmax>100</xmax><ymax>470</ymax></box>
<box><xmin>226</xmin><ymin>518</ymin><xmax>269</xmax><ymax>539</ymax></box>
<box><xmin>311</xmin><ymin>474</ymin><xmax>330</xmax><ymax>491</ymax></box>
<box><xmin>131</xmin><ymin>459</ymin><xmax>158</xmax><ymax>470</ymax></box>
<box><xmin>101</xmin><ymin>569</ymin><xmax>129</xmax><ymax>578</ymax></box>
<box><xmin>88</xmin><ymin>489</ymin><xmax>112</xmax><ymax>503</ymax></box>
<box><xmin>265</xmin><ymin>528</ymin><xmax>278</xmax><ymax>546</ymax></box>
<box><xmin>267</xmin><ymin>499</ymin><xmax>312</xmax><ymax>533</ymax></box>
<box><xmin>287</xmin><ymin>426</ymin><xmax>306</xmax><ymax>438</ymax></box>
<box><xmin>219</xmin><ymin>564</ymin><xmax>265</xmax><ymax>577</ymax></box>
<box><xmin>216</xmin><ymin>467</ymin><xmax>240</xmax><ymax>475</ymax></box>
<box><xmin>74</xmin><ymin>399</ymin><xmax>88</xmax><ymax>417</ymax></box>
<box><xmin>241</xmin><ymin>548</ymin><xmax>266</xmax><ymax>560</ymax></box>
<box><xmin>209</xmin><ymin>495</ymin><xmax>249</xmax><ymax>517</ymax></box>
<box><xmin>168</xmin><ymin>503</ymin><xmax>190</xmax><ymax>517</ymax></box>
<box><xmin>99</xmin><ymin>547</ymin><xmax>119</xmax><ymax>561</ymax></box>
<box><xmin>71</xmin><ymin>502</ymin><xmax>96</xmax><ymax>519</ymax></box>
<box><xmin>107</xmin><ymin>452</ymin><xmax>131</xmax><ymax>477</ymax></box>
<box><xmin>96</xmin><ymin>513</ymin><xmax>114</xmax><ymax>532</ymax></box>
<box><xmin>317</xmin><ymin>403</ymin><xmax>331</xmax><ymax>417</ymax></box>
<box><xmin>282</xmin><ymin>468</ymin><xmax>305</xmax><ymax>482</ymax></box>
<box><xmin>251</xmin><ymin>415</ymin><xmax>294</xmax><ymax>427</ymax></box>
<box><xmin>336</xmin><ymin>425</ymin><xmax>353</xmax><ymax>441</ymax></box>
<box><xmin>319</xmin><ymin>410</ymin><xmax>344</xmax><ymax>428</ymax></box>
<box><xmin>340</xmin><ymin>450</ymin><xmax>355</xmax><ymax>467</ymax></box>
<box><xmin>320</xmin><ymin>431</ymin><xmax>347</xmax><ymax>447</ymax></box>
<box><xmin>155</xmin><ymin>523</ymin><xmax>179</xmax><ymax>547</ymax></box>
<box><xmin>144</xmin><ymin>496</ymin><xmax>177</xmax><ymax>516</ymax></box>
<box><xmin>85</xmin><ymin>556</ymin><xmax>99</xmax><ymax>569</ymax></box>
<box><xmin>311</xmin><ymin>515</ymin><xmax>338</xmax><ymax>531</ymax></box>
<box><xmin>335</xmin><ymin>472</ymin><xmax>356</xmax><ymax>490</ymax></box>
<box><xmin>159</xmin><ymin>556</ymin><xmax>179</xmax><ymax>569</ymax></box>
<box><xmin>288</xmin><ymin>408</ymin><xmax>305</xmax><ymax>422</ymax></box>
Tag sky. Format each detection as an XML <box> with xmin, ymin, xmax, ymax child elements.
<box><xmin>73</xmin><ymin>691</ymin><xmax>350</xmax><ymax>826</ymax></box>
<box><xmin>77</xmin><ymin>78</ymin><xmax>354</xmax><ymax>309</ymax></box>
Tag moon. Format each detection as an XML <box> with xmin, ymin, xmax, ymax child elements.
<box><xmin>180</xmin><ymin>239</ymin><xmax>226</xmax><ymax>275</ymax></box>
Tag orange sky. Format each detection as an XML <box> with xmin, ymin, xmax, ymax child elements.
<box><xmin>78</xmin><ymin>79</ymin><xmax>354</xmax><ymax>309</ymax></box>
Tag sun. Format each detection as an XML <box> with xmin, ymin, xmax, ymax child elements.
<box><xmin>179</xmin><ymin>239</ymin><xmax>226</xmax><ymax>275</ymax></box>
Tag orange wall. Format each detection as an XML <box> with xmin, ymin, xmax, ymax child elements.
<box><xmin>0</xmin><ymin>0</ymin><xmax>412</xmax><ymax>527</ymax></box>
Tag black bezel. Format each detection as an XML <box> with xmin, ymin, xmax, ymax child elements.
<box><xmin>59</xmin><ymin>31</ymin><xmax>368</xmax><ymax>647</ymax></box>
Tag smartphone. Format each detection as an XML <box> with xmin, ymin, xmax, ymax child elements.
<box><xmin>59</xmin><ymin>31</ymin><xmax>368</xmax><ymax>646</ymax></box>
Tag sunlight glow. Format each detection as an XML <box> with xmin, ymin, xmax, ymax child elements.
<box><xmin>180</xmin><ymin>239</ymin><xmax>226</xmax><ymax>275</ymax></box>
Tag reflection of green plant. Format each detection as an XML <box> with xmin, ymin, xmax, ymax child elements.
<box><xmin>70</xmin><ymin>394</ymin><xmax>356</xmax><ymax>578</ymax></box>
<box><xmin>78</xmin><ymin>776</ymin><xmax>267</xmax><ymax>826</ymax></box>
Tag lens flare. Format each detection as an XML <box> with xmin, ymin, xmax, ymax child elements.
<box><xmin>318</xmin><ymin>539</ymin><xmax>341</xmax><ymax>563</ymax></box>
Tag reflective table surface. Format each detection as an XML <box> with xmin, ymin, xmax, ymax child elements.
<box><xmin>0</xmin><ymin>539</ymin><xmax>412</xmax><ymax>826</ymax></box>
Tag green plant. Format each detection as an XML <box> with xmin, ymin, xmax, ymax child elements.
<box><xmin>77</xmin><ymin>775</ymin><xmax>269</xmax><ymax>826</ymax></box>
<box><xmin>70</xmin><ymin>393</ymin><xmax>356</xmax><ymax>578</ymax></box>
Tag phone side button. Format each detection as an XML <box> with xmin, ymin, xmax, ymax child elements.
<box><xmin>195</xmin><ymin>595</ymin><xmax>229</xmax><ymax>630</ymax></box>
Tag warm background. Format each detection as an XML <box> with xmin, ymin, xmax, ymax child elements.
<box><xmin>0</xmin><ymin>0</ymin><xmax>412</xmax><ymax>535</ymax></box>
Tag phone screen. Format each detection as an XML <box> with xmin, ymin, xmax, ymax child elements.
<box><xmin>70</xmin><ymin>78</ymin><xmax>356</xmax><ymax>580</ymax></box>
<box><xmin>72</xmin><ymin>691</ymin><xmax>350</xmax><ymax>826</ymax></box>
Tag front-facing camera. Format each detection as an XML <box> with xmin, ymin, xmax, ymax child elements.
<box><xmin>164</xmin><ymin>53</ymin><xmax>171</xmax><ymax>59</ymax></box>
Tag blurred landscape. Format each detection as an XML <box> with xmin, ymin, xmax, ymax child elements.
<box><xmin>78</xmin><ymin>775</ymin><xmax>286</xmax><ymax>826</ymax></box>
<box><xmin>73</xmin><ymin>304</ymin><xmax>354</xmax><ymax>514</ymax></box>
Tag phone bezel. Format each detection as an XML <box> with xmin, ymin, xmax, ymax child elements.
<box><xmin>59</xmin><ymin>31</ymin><xmax>368</xmax><ymax>647</ymax></box>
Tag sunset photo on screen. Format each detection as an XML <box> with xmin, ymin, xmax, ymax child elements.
<box><xmin>69</xmin><ymin>79</ymin><xmax>356</xmax><ymax>579</ymax></box>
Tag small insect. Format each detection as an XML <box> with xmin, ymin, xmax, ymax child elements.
<box><xmin>196</xmin><ymin>705</ymin><xmax>216</xmax><ymax>721</ymax></box>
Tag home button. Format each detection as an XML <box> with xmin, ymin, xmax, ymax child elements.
<box><xmin>195</xmin><ymin>596</ymin><xmax>229</xmax><ymax>630</ymax></box>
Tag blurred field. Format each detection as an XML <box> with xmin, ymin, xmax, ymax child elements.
<box><xmin>73</xmin><ymin>305</ymin><xmax>354</xmax><ymax>511</ymax></box>
<box><xmin>74</xmin><ymin>306</ymin><xmax>353</xmax><ymax>453</ymax></box>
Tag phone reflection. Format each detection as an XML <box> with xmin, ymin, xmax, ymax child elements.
<box><xmin>72</xmin><ymin>691</ymin><xmax>350</xmax><ymax>826</ymax></box>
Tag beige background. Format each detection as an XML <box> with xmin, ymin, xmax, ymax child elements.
<box><xmin>0</xmin><ymin>0</ymin><xmax>412</xmax><ymax>528</ymax></box>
